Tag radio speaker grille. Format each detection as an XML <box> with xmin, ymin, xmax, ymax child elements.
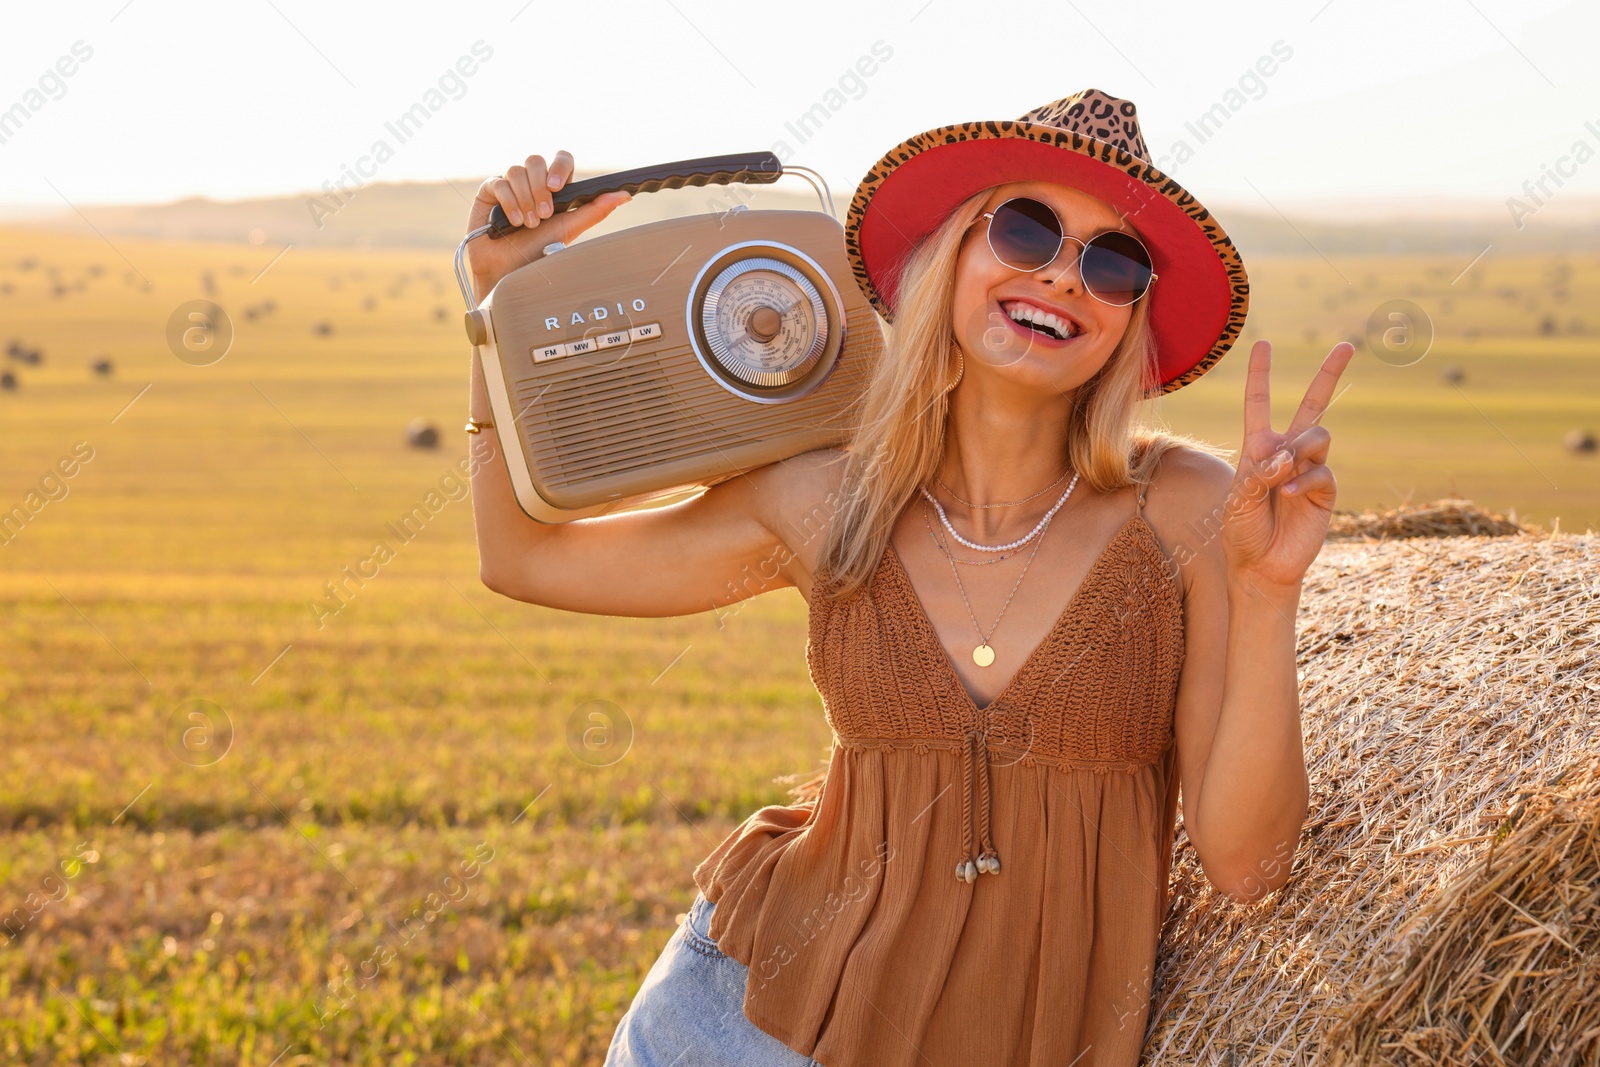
<box><xmin>512</xmin><ymin>343</ymin><xmax>859</xmax><ymax>489</ymax></box>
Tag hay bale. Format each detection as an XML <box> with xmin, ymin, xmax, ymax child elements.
<box><xmin>1326</xmin><ymin>755</ymin><xmax>1600</xmax><ymax>1066</ymax></box>
<box><xmin>1138</xmin><ymin>530</ymin><xmax>1599</xmax><ymax>1065</ymax></box>
<box><xmin>1565</xmin><ymin>428</ymin><xmax>1596</xmax><ymax>455</ymax></box>
<box><xmin>1327</xmin><ymin>498</ymin><xmax>1534</xmax><ymax>540</ymax></box>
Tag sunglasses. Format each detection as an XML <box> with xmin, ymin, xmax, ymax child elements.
<box><xmin>970</xmin><ymin>196</ymin><xmax>1158</xmax><ymax>307</ymax></box>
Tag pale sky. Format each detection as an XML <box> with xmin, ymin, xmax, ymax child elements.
<box><xmin>1</xmin><ymin>0</ymin><xmax>1594</xmax><ymax>221</ymax></box>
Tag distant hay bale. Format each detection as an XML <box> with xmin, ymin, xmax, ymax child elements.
<box><xmin>91</xmin><ymin>357</ymin><xmax>113</xmax><ymax>376</ymax></box>
<box><xmin>6</xmin><ymin>341</ymin><xmax>42</xmax><ymax>366</ymax></box>
<box><xmin>1138</xmin><ymin>530</ymin><xmax>1598</xmax><ymax>1065</ymax></box>
<box><xmin>1326</xmin><ymin>497</ymin><xmax>1534</xmax><ymax>540</ymax></box>
<box><xmin>0</xmin><ymin>370</ymin><xmax>15</xmax><ymax>390</ymax></box>
<box><xmin>405</xmin><ymin>419</ymin><xmax>439</xmax><ymax>449</ymax></box>
<box><xmin>1565</xmin><ymin>428</ymin><xmax>1597</xmax><ymax>455</ymax></box>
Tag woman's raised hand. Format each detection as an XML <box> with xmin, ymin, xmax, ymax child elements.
<box><xmin>1220</xmin><ymin>339</ymin><xmax>1355</xmax><ymax>598</ymax></box>
<box><xmin>464</xmin><ymin>150</ymin><xmax>632</xmax><ymax>294</ymax></box>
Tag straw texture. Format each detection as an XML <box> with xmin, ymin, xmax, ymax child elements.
<box><xmin>1140</xmin><ymin>526</ymin><xmax>1597</xmax><ymax>1065</ymax></box>
<box><xmin>1325</xmin><ymin>496</ymin><xmax>1538</xmax><ymax>540</ymax></box>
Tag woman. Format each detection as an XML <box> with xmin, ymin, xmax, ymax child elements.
<box><xmin>463</xmin><ymin>88</ymin><xmax>1352</xmax><ymax>1067</ymax></box>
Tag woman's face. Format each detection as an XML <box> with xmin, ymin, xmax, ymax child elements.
<box><xmin>948</xmin><ymin>180</ymin><xmax>1138</xmax><ymax>396</ymax></box>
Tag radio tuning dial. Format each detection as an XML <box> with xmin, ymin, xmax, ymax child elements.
<box><xmin>698</xmin><ymin>256</ymin><xmax>829</xmax><ymax>389</ymax></box>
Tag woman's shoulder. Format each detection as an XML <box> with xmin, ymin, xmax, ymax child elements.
<box><xmin>749</xmin><ymin>445</ymin><xmax>847</xmax><ymax>517</ymax></box>
<box><xmin>1136</xmin><ymin>439</ymin><xmax>1237</xmax><ymax>575</ymax></box>
<box><xmin>741</xmin><ymin>447</ymin><xmax>851</xmax><ymax>589</ymax></box>
<box><xmin>1146</xmin><ymin>440</ymin><xmax>1235</xmax><ymax>501</ymax></box>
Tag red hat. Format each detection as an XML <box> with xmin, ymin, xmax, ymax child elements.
<box><xmin>843</xmin><ymin>88</ymin><xmax>1249</xmax><ymax>395</ymax></box>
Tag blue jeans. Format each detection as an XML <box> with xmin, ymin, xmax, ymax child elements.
<box><xmin>603</xmin><ymin>890</ymin><xmax>823</xmax><ymax>1067</ymax></box>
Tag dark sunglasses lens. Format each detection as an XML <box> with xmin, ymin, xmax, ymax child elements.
<box><xmin>988</xmin><ymin>198</ymin><xmax>1062</xmax><ymax>270</ymax></box>
<box><xmin>1082</xmin><ymin>231</ymin><xmax>1154</xmax><ymax>304</ymax></box>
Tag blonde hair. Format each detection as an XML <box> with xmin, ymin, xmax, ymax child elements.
<box><xmin>815</xmin><ymin>186</ymin><xmax>1230</xmax><ymax>602</ymax></box>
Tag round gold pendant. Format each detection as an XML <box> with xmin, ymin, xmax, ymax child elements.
<box><xmin>972</xmin><ymin>644</ymin><xmax>995</xmax><ymax>667</ymax></box>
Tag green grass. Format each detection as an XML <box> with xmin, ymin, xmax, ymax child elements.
<box><xmin>0</xmin><ymin>226</ymin><xmax>1595</xmax><ymax>1064</ymax></box>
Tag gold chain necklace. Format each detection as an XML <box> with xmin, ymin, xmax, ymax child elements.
<box><xmin>924</xmin><ymin>498</ymin><xmax>1053</xmax><ymax>667</ymax></box>
<box><xmin>935</xmin><ymin>464</ymin><xmax>1070</xmax><ymax>509</ymax></box>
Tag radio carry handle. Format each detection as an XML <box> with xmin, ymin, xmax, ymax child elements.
<box><xmin>485</xmin><ymin>150</ymin><xmax>786</xmax><ymax>239</ymax></box>
<box><xmin>456</xmin><ymin>151</ymin><xmax>835</xmax><ymax>311</ymax></box>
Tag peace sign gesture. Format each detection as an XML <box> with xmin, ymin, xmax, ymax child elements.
<box><xmin>1221</xmin><ymin>339</ymin><xmax>1356</xmax><ymax>596</ymax></box>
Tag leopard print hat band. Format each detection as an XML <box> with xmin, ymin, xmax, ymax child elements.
<box><xmin>842</xmin><ymin>87</ymin><xmax>1250</xmax><ymax>395</ymax></box>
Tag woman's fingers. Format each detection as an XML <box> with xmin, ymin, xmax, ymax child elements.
<box><xmin>488</xmin><ymin>176</ymin><xmax>526</xmax><ymax>229</ymax></box>
<box><xmin>523</xmin><ymin>154</ymin><xmax>555</xmax><ymax>220</ymax></box>
<box><xmin>504</xmin><ymin>166</ymin><xmax>537</xmax><ymax>226</ymax></box>
<box><xmin>464</xmin><ymin>152</ymin><xmax>618</xmax><ymax>289</ymax></box>
<box><xmin>1248</xmin><ymin>442</ymin><xmax>1300</xmax><ymax>496</ymax></box>
<box><xmin>1283</xmin><ymin>424</ymin><xmax>1332</xmax><ymax>466</ymax></box>
<box><xmin>471</xmin><ymin>176</ymin><xmax>503</xmax><ymax>225</ymax></box>
<box><xmin>546</xmin><ymin>150</ymin><xmax>574</xmax><ymax>192</ymax></box>
<box><xmin>1242</xmin><ymin>340</ymin><xmax>1273</xmax><ymax>441</ymax></box>
<box><xmin>1283</xmin><ymin>462</ymin><xmax>1335</xmax><ymax>502</ymax></box>
<box><xmin>1284</xmin><ymin>341</ymin><xmax>1354</xmax><ymax>440</ymax></box>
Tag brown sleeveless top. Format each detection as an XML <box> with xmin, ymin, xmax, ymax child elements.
<box><xmin>692</xmin><ymin>488</ymin><xmax>1186</xmax><ymax>1067</ymax></box>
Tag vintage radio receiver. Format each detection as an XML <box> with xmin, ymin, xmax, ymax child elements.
<box><xmin>454</xmin><ymin>152</ymin><xmax>884</xmax><ymax>523</ymax></box>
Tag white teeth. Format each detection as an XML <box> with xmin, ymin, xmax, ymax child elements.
<box><xmin>1003</xmin><ymin>302</ymin><xmax>1076</xmax><ymax>339</ymax></box>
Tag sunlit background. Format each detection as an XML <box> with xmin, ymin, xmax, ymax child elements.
<box><xmin>2</xmin><ymin>2</ymin><xmax>1597</xmax><ymax>1064</ymax></box>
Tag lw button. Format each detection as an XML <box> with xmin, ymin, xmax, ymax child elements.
<box><xmin>630</xmin><ymin>322</ymin><xmax>662</xmax><ymax>341</ymax></box>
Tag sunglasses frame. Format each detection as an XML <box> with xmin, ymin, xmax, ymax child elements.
<box><xmin>971</xmin><ymin>196</ymin><xmax>1159</xmax><ymax>307</ymax></box>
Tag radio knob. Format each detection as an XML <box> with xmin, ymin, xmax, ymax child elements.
<box><xmin>747</xmin><ymin>305</ymin><xmax>781</xmax><ymax>343</ymax></box>
<box><xmin>463</xmin><ymin>310</ymin><xmax>491</xmax><ymax>346</ymax></box>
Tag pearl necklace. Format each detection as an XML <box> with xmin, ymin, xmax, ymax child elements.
<box><xmin>921</xmin><ymin>506</ymin><xmax>1014</xmax><ymax>564</ymax></box>
<box><xmin>918</xmin><ymin>471</ymin><xmax>1080</xmax><ymax>553</ymax></box>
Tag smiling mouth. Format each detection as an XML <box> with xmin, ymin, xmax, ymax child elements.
<box><xmin>998</xmin><ymin>301</ymin><xmax>1080</xmax><ymax>344</ymax></box>
<box><xmin>992</xmin><ymin>299</ymin><xmax>1081</xmax><ymax>343</ymax></box>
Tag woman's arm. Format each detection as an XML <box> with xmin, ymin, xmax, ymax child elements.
<box><xmin>1160</xmin><ymin>339</ymin><xmax>1354</xmax><ymax>903</ymax></box>
<box><xmin>466</xmin><ymin>346</ymin><xmax>808</xmax><ymax>616</ymax></box>
<box><xmin>462</xmin><ymin>151</ymin><xmax>839</xmax><ymax>617</ymax></box>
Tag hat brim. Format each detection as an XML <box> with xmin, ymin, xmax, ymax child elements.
<box><xmin>843</xmin><ymin>120</ymin><xmax>1249</xmax><ymax>394</ymax></box>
